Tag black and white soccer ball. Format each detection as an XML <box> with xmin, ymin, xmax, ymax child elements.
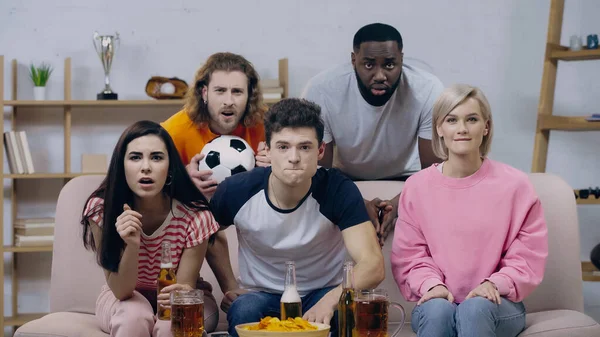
<box><xmin>198</xmin><ymin>135</ymin><xmax>256</xmax><ymax>183</ymax></box>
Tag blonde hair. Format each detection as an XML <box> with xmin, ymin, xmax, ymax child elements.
<box><xmin>431</xmin><ymin>84</ymin><xmax>493</xmax><ymax>160</ymax></box>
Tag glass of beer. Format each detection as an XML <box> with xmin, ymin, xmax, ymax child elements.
<box><xmin>170</xmin><ymin>289</ymin><xmax>206</xmax><ymax>337</ymax></box>
<box><xmin>353</xmin><ymin>289</ymin><xmax>405</xmax><ymax>337</ymax></box>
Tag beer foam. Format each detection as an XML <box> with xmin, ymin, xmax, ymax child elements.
<box><xmin>281</xmin><ymin>286</ymin><xmax>301</xmax><ymax>303</ymax></box>
<box><xmin>173</xmin><ymin>298</ymin><xmax>203</xmax><ymax>305</ymax></box>
<box><xmin>161</xmin><ymin>262</ymin><xmax>173</xmax><ymax>269</ymax></box>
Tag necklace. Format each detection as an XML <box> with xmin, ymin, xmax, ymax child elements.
<box><xmin>270</xmin><ymin>176</ymin><xmax>283</xmax><ymax>208</ymax></box>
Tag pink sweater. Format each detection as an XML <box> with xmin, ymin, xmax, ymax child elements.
<box><xmin>391</xmin><ymin>158</ymin><xmax>548</xmax><ymax>304</ymax></box>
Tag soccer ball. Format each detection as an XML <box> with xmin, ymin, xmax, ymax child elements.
<box><xmin>198</xmin><ymin>135</ymin><xmax>256</xmax><ymax>184</ymax></box>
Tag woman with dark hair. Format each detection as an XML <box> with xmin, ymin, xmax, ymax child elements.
<box><xmin>81</xmin><ymin>120</ymin><xmax>219</xmax><ymax>336</ymax></box>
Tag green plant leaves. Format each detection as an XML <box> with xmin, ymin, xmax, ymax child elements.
<box><xmin>29</xmin><ymin>62</ymin><xmax>53</xmax><ymax>87</ymax></box>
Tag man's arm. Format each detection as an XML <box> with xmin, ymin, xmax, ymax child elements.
<box><xmin>205</xmin><ymin>231</ymin><xmax>239</xmax><ymax>294</ymax></box>
<box><xmin>342</xmin><ymin>221</ymin><xmax>386</xmax><ymax>288</ymax></box>
<box><xmin>302</xmin><ymin>221</ymin><xmax>384</xmax><ymax>324</ymax></box>
<box><xmin>418</xmin><ymin>137</ymin><xmax>442</xmax><ymax>169</ymax></box>
<box><xmin>207</xmin><ymin>181</ymin><xmax>250</xmax><ymax>312</ymax></box>
<box><xmin>318</xmin><ymin>141</ymin><xmax>334</xmax><ymax>168</ymax></box>
<box><xmin>325</xmin><ymin>221</ymin><xmax>386</xmax><ymax>298</ymax></box>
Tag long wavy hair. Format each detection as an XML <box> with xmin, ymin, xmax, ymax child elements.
<box><xmin>81</xmin><ymin>120</ymin><xmax>211</xmax><ymax>272</ymax></box>
<box><xmin>184</xmin><ymin>52</ymin><xmax>267</xmax><ymax>128</ymax></box>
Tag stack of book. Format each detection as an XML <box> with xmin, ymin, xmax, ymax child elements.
<box><xmin>3</xmin><ymin>130</ymin><xmax>35</xmax><ymax>174</ymax></box>
<box><xmin>586</xmin><ymin>114</ymin><xmax>600</xmax><ymax>122</ymax></box>
<box><xmin>14</xmin><ymin>217</ymin><xmax>54</xmax><ymax>247</ymax></box>
<box><xmin>260</xmin><ymin>78</ymin><xmax>284</xmax><ymax>100</ymax></box>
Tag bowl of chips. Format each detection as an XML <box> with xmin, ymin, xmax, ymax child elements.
<box><xmin>236</xmin><ymin>316</ymin><xmax>330</xmax><ymax>337</ymax></box>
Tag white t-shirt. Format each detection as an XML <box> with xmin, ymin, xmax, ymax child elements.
<box><xmin>301</xmin><ymin>62</ymin><xmax>444</xmax><ymax>180</ymax></box>
<box><xmin>210</xmin><ymin>167</ymin><xmax>370</xmax><ymax>296</ymax></box>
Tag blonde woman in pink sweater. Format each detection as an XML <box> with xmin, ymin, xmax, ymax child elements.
<box><xmin>391</xmin><ymin>84</ymin><xmax>548</xmax><ymax>337</ymax></box>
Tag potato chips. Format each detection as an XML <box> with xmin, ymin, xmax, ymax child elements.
<box><xmin>244</xmin><ymin>316</ymin><xmax>318</xmax><ymax>332</ymax></box>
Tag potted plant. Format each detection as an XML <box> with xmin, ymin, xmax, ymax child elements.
<box><xmin>29</xmin><ymin>63</ymin><xmax>53</xmax><ymax>100</ymax></box>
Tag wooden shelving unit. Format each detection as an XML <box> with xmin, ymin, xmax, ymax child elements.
<box><xmin>0</xmin><ymin>55</ymin><xmax>289</xmax><ymax>328</ymax></box>
<box><xmin>530</xmin><ymin>0</ymin><xmax>600</xmax><ymax>281</ymax></box>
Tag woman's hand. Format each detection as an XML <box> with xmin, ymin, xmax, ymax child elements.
<box><xmin>116</xmin><ymin>204</ymin><xmax>142</xmax><ymax>247</ymax></box>
<box><xmin>465</xmin><ymin>281</ymin><xmax>501</xmax><ymax>304</ymax></box>
<box><xmin>417</xmin><ymin>285</ymin><xmax>454</xmax><ymax>305</ymax></box>
<box><xmin>157</xmin><ymin>283</ymin><xmax>194</xmax><ymax>307</ymax></box>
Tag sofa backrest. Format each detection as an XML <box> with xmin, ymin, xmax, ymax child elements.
<box><xmin>49</xmin><ymin>175</ymin><xmax>106</xmax><ymax>314</ymax></box>
<box><xmin>49</xmin><ymin>173</ymin><xmax>584</xmax><ymax>326</ymax></box>
<box><xmin>524</xmin><ymin>173</ymin><xmax>583</xmax><ymax>313</ymax></box>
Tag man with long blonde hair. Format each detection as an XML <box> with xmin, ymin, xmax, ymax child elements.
<box><xmin>162</xmin><ymin>52</ymin><xmax>270</xmax><ymax>199</ymax></box>
<box><xmin>161</xmin><ymin>52</ymin><xmax>270</xmax><ymax>319</ymax></box>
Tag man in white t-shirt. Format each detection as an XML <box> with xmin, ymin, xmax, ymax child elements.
<box><xmin>301</xmin><ymin>22</ymin><xmax>443</xmax><ymax>245</ymax></box>
<box><xmin>210</xmin><ymin>98</ymin><xmax>384</xmax><ymax>337</ymax></box>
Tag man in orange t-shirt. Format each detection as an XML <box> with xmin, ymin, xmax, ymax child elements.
<box><xmin>162</xmin><ymin>53</ymin><xmax>271</xmax><ymax>319</ymax></box>
<box><xmin>162</xmin><ymin>52</ymin><xmax>270</xmax><ymax>199</ymax></box>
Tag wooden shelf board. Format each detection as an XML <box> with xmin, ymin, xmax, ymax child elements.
<box><xmin>538</xmin><ymin>115</ymin><xmax>600</xmax><ymax>131</ymax></box>
<box><xmin>575</xmin><ymin>190</ymin><xmax>600</xmax><ymax>205</ymax></box>
<box><xmin>4</xmin><ymin>312</ymin><xmax>46</xmax><ymax>326</ymax></box>
<box><xmin>264</xmin><ymin>98</ymin><xmax>280</xmax><ymax>105</ymax></box>
<box><xmin>2</xmin><ymin>99</ymin><xmax>184</xmax><ymax>107</ymax></box>
<box><xmin>550</xmin><ymin>46</ymin><xmax>600</xmax><ymax>61</ymax></box>
<box><xmin>577</xmin><ymin>198</ymin><xmax>600</xmax><ymax>205</ymax></box>
<box><xmin>3</xmin><ymin>172</ymin><xmax>105</xmax><ymax>179</ymax></box>
<box><xmin>582</xmin><ymin>261</ymin><xmax>600</xmax><ymax>282</ymax></box>
<box><xmin>2</xmin><ymin>98</ymin><xmax>281</xmax><ymax>107</ymax></box>
<box><xmin>3</xmin><ymin>245</ymin><xmax>53</xmax><ymax>253</ymax></box>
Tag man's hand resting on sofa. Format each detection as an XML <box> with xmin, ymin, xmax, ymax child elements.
<box><xmin>364</xmin><ymin>193</ymin><xmax>399</xmax><ymax>246</ymax></box>
<box><xmin>378</xmin><ymin>193</ymin><xmax>399</xmax><ymax>246</ymax></box>
<box><xmin>220</xmin><ymin>288</ymin><xmax>250</xmax><ymax>313</ymax></box>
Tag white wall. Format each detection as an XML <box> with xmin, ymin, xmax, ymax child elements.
<box><xmin>2</xmin><ymin>0</ymin><xmax>600</xmax><ymax>333</ymax></box>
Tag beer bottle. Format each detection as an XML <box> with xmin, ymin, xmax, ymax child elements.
<box><xmin>338</xmin><ymin>261</ymin><xmax>355</xmax><ymax>337</ymax></box>
<box><xmin>157</xmin><ymin>241</ymin><xmax>177</xmax><ymax>320</ymax></box>
<box><xmin>280</xmin><ymin>261</ymin><xmax>302</xmax><ymax>320</ymax></box>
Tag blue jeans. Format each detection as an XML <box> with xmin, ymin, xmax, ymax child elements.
<box><xmin>227</xmin><ymin>286</ymin><xmax>338</xmax><ymax>337</ymax></box>
<box><xmin>411</xmin><ymin>297</ymin><xmax>526</xmax><ymax>337</ymax></box>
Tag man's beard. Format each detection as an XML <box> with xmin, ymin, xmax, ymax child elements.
<box><xmin>206</xmin><ymin>97</ymin><xmax>246</xmax><ymax>134</ymax></box>
<box><xmin>354</xmin><ymin>69</ymin><xmax>401</xmax><ymax>107</ymax></box>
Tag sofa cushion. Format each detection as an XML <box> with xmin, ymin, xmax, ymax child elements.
<box><xmin>386</xmin><ymin>310</ymin><xmax>600</xmax><ymax>337</ymax></box>
<box><xmin>14</xmin><ymin>312</ymin><xmax>108</xmax><ymax>337</ymax></box>
<box><xmin>520</xmin><ymin>310</ymin><xmax>600</xmax><ymax>336</ymax></box>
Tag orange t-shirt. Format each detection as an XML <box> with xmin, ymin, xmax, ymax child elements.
<box><xmin>161</xmin><ymin>110</ymin><xmax>266</xmax><ymax>166</ymax></box>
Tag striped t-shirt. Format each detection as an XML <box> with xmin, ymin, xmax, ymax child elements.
<box><xmin>84</xmin><ymin>197</ymin><xmax>219</xmax><ymax>290</ymax></box>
